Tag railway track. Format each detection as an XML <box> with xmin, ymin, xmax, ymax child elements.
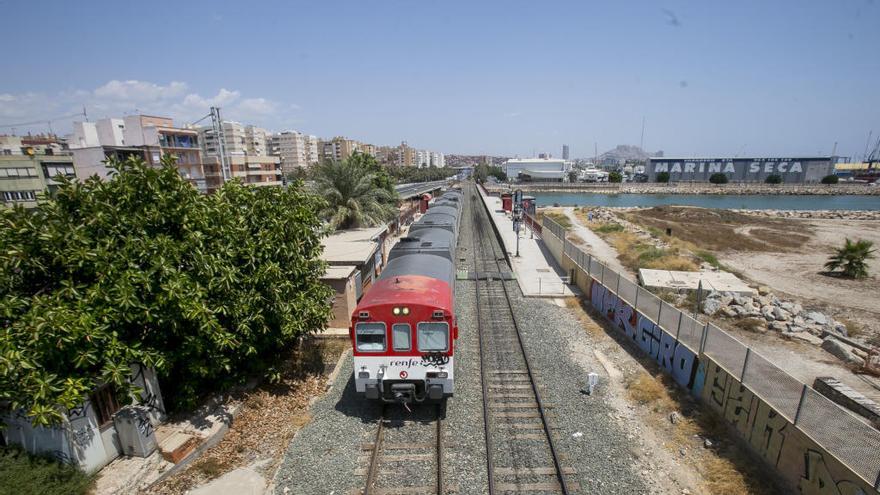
<box><xmin>357</xmin><ymin>403</ymin><xmax>446</xmax><ymax>495</ymax></box>
<box><xmin>468</xmin><ymin>184</ymin><xmax>577</xmax><ymax>494</ymax></box>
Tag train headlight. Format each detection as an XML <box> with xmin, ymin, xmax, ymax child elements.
<box><xmin>392</xmin><ymin>307</ymin><xmax>401</xmax><ymax>315</ymax></box>
<box><xmin>401</xmin><ymin>307</ymin><xmax>410</xmax><ymax>315</ymax></box>
<box><xmin>358</xmin><ymin>368</ymin><xmax>370</xmax><ymax>379</ymax></box>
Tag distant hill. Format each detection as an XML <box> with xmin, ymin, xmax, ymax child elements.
<box><xmin>596</xmin><ymin>145</ymin><xmax>663</xmax><ymax>163</ymax></box>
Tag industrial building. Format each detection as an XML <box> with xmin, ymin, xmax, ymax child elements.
<box><xmin>646</xmin><ymin>157</ymin><xmax>836</xmax><ymax>183</ymax></box>
<box><xmin>503</xmin><ymin>158</ymin><xmax>572</xmax><ymax>182</ymax></box>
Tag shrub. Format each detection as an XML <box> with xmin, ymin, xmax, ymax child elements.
<box><xmin>709</xmin><ymin>173</ymin><xmax>729</xmax><ymax>184</ymax></box>
<box><xmin>825</xmin><ymin>238</ymin><xmax>875</xmax><ymax>279</ymax></box>
<box><xmin>765</xmin><ymin>174</ymin><xmax>782</xmax><ymax>184</ymax></box>
<box><xmin>594</xmin><ymin>223</ymin><xmax>624</xmax><ymax>234</ymax></box>
<box><xmin>656</xmin><ymin>171</ymin><xmax>670</xmax><ymax>183</ymax></box>
<box><xmin>0</xmin><ymin>155</ymin><xmax>333</xmax><ymax>423</ymax></box>
<box><xmin>0</xmin><ymin>447</ymin><xmax>92</xmax><ymax>495</ymax></box>
<box><xmin>608</xmin><ymin>171</ymin><xmax>623</xmax><ymax>183</ymax></box>
<box><xmin>821</xmin><ymin>174</ymin><xmax>839</xmax><ymax>184</ymax></box>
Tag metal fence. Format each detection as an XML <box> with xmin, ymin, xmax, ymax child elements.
<box><xmin>542</xmin><ymin>214</ymin><xmax>566</xmax><ymax>240</ymax></box>
<box><xmin>557</xmin><ymin>233</ymin><xmax>880</xmax><ymax>488</ymax></box>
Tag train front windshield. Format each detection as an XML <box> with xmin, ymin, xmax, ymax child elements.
<box><xmin>417</xmin><ymin>322</ymin><xmax>449</xmax><ymax>352</ymax></box>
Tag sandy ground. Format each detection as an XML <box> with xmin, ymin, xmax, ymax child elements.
<box><xmin>562</xmin><ymin>208</ymin><xmax>630</xmax><ymax>276</ymax></box>
<box><xmin>720</xmin><ymin>218</ymin><xmax>880</xmax><ymax>334</ymax></box>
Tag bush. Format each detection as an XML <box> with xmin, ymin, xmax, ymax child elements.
<box><xmin>0</xmin><ymin>155</ymin><xmax>333</xmax><ymax>423</ymax></box>
<box><xmin>0</xmin><ymin>447</ymin><xmax>92</xmax><ymax>495</ymax></box>
<box><xmin>765</xmin><ymin>174</ymin><xmax>782</xmax><ymax>184</ymax></box>
<box><xmin>594</xmin><ymin>223</ymin><xmax>624</xmax><ymax>234</ymax></box>
<box><xmin>821</xmin><ymin>174</ymin><xmax>839</xmax><ymax>184</ymax></box>
<box><xmin>709</xmin><ymin>173</ymin><xmax>729</xmax><ymax>184</ymax></box>
<box><xmin>656</xmin><ymin>171</ymin><xmax>670</xmax><ymax>183</ymax></box>
<box><xmin>608</xmin><ymin>171</ymin><xmax>623</xmax><ymax>183</ymax></box>
<box><xmin>825</xmin><ymin>238</ymin><xmax>875</xmax><ymax>279</ymax></box>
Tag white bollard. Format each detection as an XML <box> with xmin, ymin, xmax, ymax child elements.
<box><xmin>587</xmin><ymin>372</ymin><xmax>599</xmax><ymax>395</ymax></box>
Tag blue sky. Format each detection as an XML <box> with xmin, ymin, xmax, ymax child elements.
<box><xmin>1</xmin><ymin>0</ymin><xmax>878</xmax><ymax>159</ymax></box>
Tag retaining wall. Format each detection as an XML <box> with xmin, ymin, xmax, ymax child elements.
<box><xmin>540</xmin><ymin>215</ymin><xmax>880</xmax><ymax>494</ymax></box>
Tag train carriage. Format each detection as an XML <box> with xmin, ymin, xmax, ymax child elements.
<box><xmin>388</xmin><ymin>228</ymin><xmax>456</xmax><ymax>262</ymax></box>
<box><xmin>352</xmin><ymin>253</ymin><xmax>458</xmax><ymax>403</ymax></box>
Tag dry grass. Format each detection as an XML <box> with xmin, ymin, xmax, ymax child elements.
<box><xmin>734</xmin><ymin>318</ymin><xmax>766</xmax><ymax>333</ymax></box>
<box><xmin>626</xmin><ymin>372</ymin><xmax>675</xmax><ymax>411</ymax></box>
<box><xmin>543</xmin><ymin>210</ymin><xmax>573</xmax><ymax>229</ymax></box>
<box><xmin>564</xmin><ymin>297</ymin><xmax>606</xmax><ymax>338</ymax></box>
<box><xmin>837</xmin><ymin>318</ymin><xmax>865</xmax><ymax>338</ymax></box>
<box><xmin>624</xmin><ymin>206</ymin><xmax>812</xmax><ymax>253</ymax></box>
<box><xmin>607</xmin><ymin>231</ymin><xmax>698</xmax><ymax>272</ymax></box>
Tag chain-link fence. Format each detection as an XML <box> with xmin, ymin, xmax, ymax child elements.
<box><xmin>552</xmin><ymin>232</ymin><xmax>880</xmax><ymax>488</ymax></box>
<box><xmin>542</xmin><ymin>214</ymin><xmax>566</xmax><ymax>240</ymax></box>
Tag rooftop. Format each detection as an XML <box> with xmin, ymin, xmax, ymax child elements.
<box><xmin>322</xmin><ymin>265</ymin><xmax>357</xmax><ymax>280</ymax></box>
<box><xmin>321</xmin><ymin>225</ymin><xmax>387</xmax><ymax>265</ymax></box>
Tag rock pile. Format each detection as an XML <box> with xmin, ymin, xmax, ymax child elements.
<box><xmin>702</xmin><ymin>287</ymin><xmax>846</xmax><ymax>338</ymax></box>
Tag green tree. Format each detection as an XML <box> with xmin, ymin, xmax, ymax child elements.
<box><xmin>709</xmin><ymin>172</ymin><xmax>729</xmax><ymax>184</ymax></box>
<box><xmin>347</xmin><ymin>152</ymin><xmax>396</xmax><ymax>196</ymax></box>
<box><xmin>608</xmin><ymin>171</ymin><xmax>623</xmax><ymax>183</ymax></box>
<box><xmin>821</xmin><ymin>174</ymin><xmax>839</xmax><ymax>184</ymax></box>
<box><xmin>0</xmin><ymin>155</ymin><xmax>332</xmax><ymax>424</ymax></box>
<box><xmin>765</xmin><ymin>174</ymin><xmax>782</xmax><ymax>184</ymax></box>
<box><xmin>312</xmin><ymin>157</ymin><xmax>398</xmax><ymax>230</ymax></box>
<box><xmin>656</xmin><ymin>171</ymin><xmax>670</xmax><ymax>183</ymax></box>
<box><xmin>474</xmin><ymin>164</ymin><xmax>488</xmax><ymax>183</ymax></box>
<box><xmin>825</xmin><ymin>238</ymin><xmax>875</xmax><ymax>279</ymax></box>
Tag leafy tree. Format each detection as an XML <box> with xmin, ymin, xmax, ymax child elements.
<box><xmin>608</xmin><ymin>171</ymin><xmax>623</xmax><ymax>183</ymax></box>
<box><xmin>347</xmin><ymin>152</ymin><xmax>395</xmax><ymax>196</ymax></box>
<box><xmin>473</xmin><ymin>164</ymin><xmax>506</xmax><ymax>183</ymax></box>
<box><xmin>568</xmin><ymin>171</ymin><xmax>578</xmax><ymax>183</ymax></box>
<box><xmin>487</xmin><ymin>166</ymin><xmax>506</xmax><ymax>182</ymax></box>
<box><xmin>765</xmin><ymin>174</ymin><xmax>782</xmax><ymax>184</ymax></box>
<box><xmin>825</xmin><ymin>238</ymin><xmax>875</xmax><ymax>279</ymax></box>
<box><xmin>821</xmin><ymin>174</ymin><xmax>839</xmax><ymax>184</ymax></box>
<box><xmin>386</xmin><ymin>166</ymin><xmax>458</xmax><ymax>184</ymax></box>
<box><xmin>709</xmin><ymin>172</ymin><xmax>729</xmax><ymax>184</ymax></box>
<box><xmin>656</xmin><ymin>171</ymin><xmax>670</xmax><ymax>183</ymax></box>
<box><xmin>0</xmin><ymin>155</ymin><xmax>332</xmax><ymax>424</ymax></box>
<box><xmin>312</xmin><ymin>157</ymin><xmax>398</xmax><ymax>230</ymax></box>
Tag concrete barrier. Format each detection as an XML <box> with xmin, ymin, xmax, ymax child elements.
<box><xmin>540</xmin><ymin>223</ymin><xmax>880</xmax><ymax>494</ymax></box>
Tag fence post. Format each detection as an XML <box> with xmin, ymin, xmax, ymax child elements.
<box><xmin>600</xmin><ymin>263</ymin><xmax>605</xmax><ymax>285</ymax></box>
<box><xmin>675</xmin><ymin>311</ymin><xmax>683</xmax><ymax>341</ymax></box>
<box><xmin>794</xmin><ymin>384</ymin><xmax>808</xmax><ymax>425</ymax></box>
<box><xmin>699</xmin><ymin>323</ymin><xmax>710</xmax><ymax>354</ymax></box>
<box><xmin>615</xmin><ymin>272</ymin><xmax>621</xmax><ymax>296</ymax></box>
<box><xmin>741</xmin><ymin>348</ymin><xmax>751</xmax><ymax>382</ymax></box>
<box><xmin>586</xmin><ymin>254</ymin><xmax>592</xmax><ymax>276</ymax></box>
<box><xmin>657</xmin><ymin>301</ymin><xmax>663</xmax><ymax>326</ymax></box>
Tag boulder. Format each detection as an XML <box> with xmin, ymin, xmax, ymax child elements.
<box><xmin>756</xmin><ymin>295</ymin><xmax>773</xmax><ymax>307</ymax></box>
<box><xmin>769</xmin><ymin>321</ymin><xmax>788</xmax><ymax>332</ymax></box>
<box><xmin>757</xmin><ymin>286</ymin><xmax>771</xmax><ymax>296</ymax></box>
<box><xmin>789</xmin><ymin>332</ymin><xmax>824</xmax><ymax>345</ymax></box>
<box><xmin>719</xmin><ymin>292</ymin><xmax>734</xmax><ymax>307</ymax></box>
<box><xmin>720</xmin><ymin>306</ymin><xmax>738</xmax><ymax>318</ymax></box>
<box><xmin>792</xmin><ymin>316</ymin><xmax>806</xmax><ymax>327</ymax></box>
<box><xmin>780</xmin><ymin>302</ymin><xmax>803</xmax><ymax>316</ymax></box>
<box><xmin>773</xmin><ymin>307</ymin><xmax>791</xmax><ymax>321</ymax></box>
<box><xmin>831</xmin><ymin>321</ymin><xmax>848</xmax><ymax>337</ymax></box>
<box><xmin>733</xmin><ymin>294</ymin><xmax>753</xmax><ymax>307</ymax></box>
<box><xmin>821</xmin><ymin>337</ymin><xmax>866</xmax><ymax>367</ymax></box>
<box><xmin>804</xmin><ymin>311</ymin><xmax>828</xmax><ymax>326</ymax></box>
<box><xmin>702</xmin><ymin>298</ymin><xmax>723</xmax><ymax>315</ymax></box>
<box><xmin>761</xmin><ymin>306</ymin><xmax>776</xmax><ymax>321</ymax></box>
<box><xmin>744</xmin><ymin>304</ymin><xmax>762</xmax><ymax>317</ymax></box>
<box><xmin>730</xmin><ymin>305</ymin><xmax>747</xmax><ymax>316</ymax></box>
<box><xmin>787</xmin><ymin>324</ymin><xmax>806</xmax><ymax>333</ymax></box>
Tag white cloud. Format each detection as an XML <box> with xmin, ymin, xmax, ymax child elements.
<box><xmin>0</xmin><ymin>80</ymin><xmax>295</xmax><ymax>133</ymax></box>
<box><xmin>94</xmin><ymin>80</ymin><xmax>188</xmax><ymax>101</ymax></box>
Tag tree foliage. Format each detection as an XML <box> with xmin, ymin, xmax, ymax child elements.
<box><xmin>347</xmin><ymin>152</ymin><xmax>396</xmax><ymax>196</ymax></box>
<box><xmin>821</xmin><ymin>174</ymin><xmax>839</xmax><ymax>184</ymax></box>
<box><xmin>386</xmin><ymin>166</ymin><xmax>458</xmax><ymax>184</ymax></box>
<box><xmin>473</xmin><ymin>164</ymin><xmax>506</xmax><ymax>183</ymax></box>
<box><xmin>608</xmin><ymin>171</ymin><xmax>623</xmax><ymax>183</ymax></box>
<box><xmin>825</xmin><ymin>238</ymin><xmax>875</xmax><ymax>279</ymax></box>
<box><xmin>709</xmin><ymin>172</ymin><xmax>729</xmax><ymax>184</ymax></box>
<box><xmin>312</xmin><ymin>156</ymin><xmax>398</xmax><ymax>230</ymax></box>
<box><xmin>0</xmin><ymin>155</ymin><xmax>332</xmax><ymax>424</ymax></box>
<box><xmin>655</xmin><ymin>171</ymin><xmax>670</xmax><ymax>183</ymax></box>
<box><xmin>765</xmin><ymin>174</ymin><xmax>782</xmax><ymax>184</ymax></box>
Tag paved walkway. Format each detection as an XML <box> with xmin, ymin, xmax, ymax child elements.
<box><xmin>562</xmin><ymin>207</ymin><xmax>631</xmax><ymax>278</ymax></box>
<box><xmin>477</xmin><ymin>188</ymin><xmax>574</xmax><ymax>297</ymax></box>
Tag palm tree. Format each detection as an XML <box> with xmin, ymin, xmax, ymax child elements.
<box><xmin>312</xmin><ymin>159</ymin><xmax>398</xmax><ymax>230</ymax></box>
<box><xmin>825</xmin><ymin>238</ymin><xmax>876</xmax><ymax>279</ymax></box>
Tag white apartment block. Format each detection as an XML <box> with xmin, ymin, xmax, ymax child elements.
<box><xmin>69</xmin><ymin>118</ymin><xmax>126</xmax><ymax>148</ymax></box>
<box><xmin>267</xmin><ymin>131</ymin><xmax>318</xmax><ymax>175</ymax></box>
<box><xmin>430</xmin><ymin>151</ymin><xmax>445</xmax><ymax>168</ymax></box>
<box><xmin>199</xmin><ymin>121</ymin><xmax>258</xmax><ymax>157</ymax></box>
<box><xmin>245</xmin><ymin>126</ymin><xmax>267</xmax><ymax>156</ymax></box>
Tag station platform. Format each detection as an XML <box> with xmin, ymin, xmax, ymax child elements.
<box><xmin>476</xmin><ymin>186</ymin><xmax>574</xmax><ymax>298</ymax></box>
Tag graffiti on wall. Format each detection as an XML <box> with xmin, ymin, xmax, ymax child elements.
<box><xmin>587</xmin><ymin>277</ymin><xmax>700</xmax><ymax>391</ymax></box>
<box><xmin>701</xmin><ymin>360</ymin><xmax>875</xmax><ymax>494</ymax></box>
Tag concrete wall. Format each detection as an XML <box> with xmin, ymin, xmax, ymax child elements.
<box><xmin>2</xmin><ymin>364</ymin><xmax>165</xmax><ymax>473</ymax></box>
<box><xmin>541</xmin><ymin>224</ymin><xmax>880</xmax><ymax>494</ymax></box>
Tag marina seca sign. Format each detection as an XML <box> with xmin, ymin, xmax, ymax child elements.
<box><xmin>653</xmin><ymin>160</ymin><xmax>804</xmax><ymax>174</ymax></box>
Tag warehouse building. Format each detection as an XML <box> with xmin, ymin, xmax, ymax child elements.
<box><xmin>647</xmin><ymin>157</ymin><xmax>836</xmax><ymax>183</ymax></box>
<box><xmin>503</xmin><ymin>158</ymin><xmax>571</xmax><ymax>182</ymax></box>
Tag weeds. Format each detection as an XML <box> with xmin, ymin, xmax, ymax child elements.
<box><xmin>734</xmin><ymin>318</ymin><xmax>766</xmax><ymax>333</ymax></box>
<box><xmin>543</xmin><ymin>211</ymin><xmax>572</xmax><ymax>229</ymax></box>
<box><xmin>593</xmin><ymin>223</ymin><xmax>624</xmax><ymax>234</ymax></box>
<box><xmin>0</xmin><ymin>447</ymin><xmax>93</xmax><ymax>495</ymax></box>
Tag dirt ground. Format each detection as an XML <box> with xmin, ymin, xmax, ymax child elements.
<box><xmin>145</xmin><ymin>338</ymin><xmax>348</xmax><ymax>495</ymax></box>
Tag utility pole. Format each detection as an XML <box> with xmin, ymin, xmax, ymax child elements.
<box><xmin>639</xmin><ymin>116</ymin><xmax>646</xmax><ymax>151</ymax></box>
<box><xmin>210</xmin><ymin>107</ymin><xmax>230</xmax><ymax>182</ymax></box>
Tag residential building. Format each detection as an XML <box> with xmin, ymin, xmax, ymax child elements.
<box><xmin>244</xmin><ymin>126</ymin><xmax>268</xmax><ymax>156</ymax></box>
<box><xmin>430</xmin><ymin>151</ymin><xmax>445</xmax><ymax>168</ymax></box>
<box><xmin>305</xmin><ymin>134</ymin><xmax>319</xmax><ymax>164</ymax></box>
<box><xmin>0</xmin><ymin>135</ymin><xmax>23</xmax><ymax>155</ymax></box>
<box><xmin>1</xmin><ymin>151</ymin><xmax>77</xmax><ymax>207</ymax></box>
<box><xmin>123</xmin><ymin>115</ymin><xmax>207</xmax><ymax>193</ymax></box>
<box><xmin>415</xmin><ymin>149</ymin><xmax>430</xmax><ymax>168</ymax></box>
<box><xmin>203</xmin><ymin>154</ymin><xmax>282</xmax><ymax>191</ymax></box>
<box><xmin>71</xmin><ymin>146</ymin><xmax>146</xmax><ymax>180</ymax></box>
<box><xmin>321</xmin><ymin>136</ymin><xmax>362</xmax><ymax>162</ymax></box>
<box><xmin>397</xmin><ymin>141</ymin><xmax>416</xmax><ymax>167</ymax></box>
<box><xmin>268</xmin><ymin>131</ymin><xmax>312</xmax><ymax>174</ymax></box>
<box><xmin>562</xmin><ymin>144</ymin><xmax>570</xmax><ymax>160</ymax></box>
<box><xmin>198</xmin><ymin>121</ymin><xmax>247</xmax><ymax>157</ymax></box>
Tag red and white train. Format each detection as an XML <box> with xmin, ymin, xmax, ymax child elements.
<box><xmin>350</xmin><ymin>189</ymin><xmax>462</xmax><ymax>403</ymax></box>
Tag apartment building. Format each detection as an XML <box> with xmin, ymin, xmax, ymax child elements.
<box><xmin>320</xmin><ymin>136</ymin><xmax>366</xmax><ymax>163</ymax></box>
<box><xmin>1</xmin><ymin>151</ymin><xmax>77</xmax><ymax>208</ymax></box>
<box><xmin>268</xmin><ymin>131</ymin><xmax>313</xmax><ymax>175</ymax></box>
<box><xmin>202</xmin><ymin>154</ymin><xmax>282</xmax><ymax>190</ymax></box>
<box><xmin>430</xmin><ymin>151</ymin><xmax>445</xmax><ymax>168</ymax></box>
<box><xmin>119</xmin><ymin>115</ymin><xmax>207</xmax><ymax>193</ymax></box>
<box><xmin>245</xmin><ymin>126</ymin><xmax>268</xmax><ymax>156</ymax></box>
<box><xmin>70</xmin><ymin>119</ymin><xmax>126</xmax><ymax>148</ymax></box>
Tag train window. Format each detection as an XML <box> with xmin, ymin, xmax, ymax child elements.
<box><xmin>417</xmin><ymin>322</ymin><xmax>449</xmax><ymax>352</ymax></box>
<box><xmin>392</xmin><ymin>324</ymin><xmax>411</xmax><ymax>351</ymax></box>
<box><xmin>355</xmin><ymin>322</ymin><xmax>386</xmax><ymax>352</ymax></box>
